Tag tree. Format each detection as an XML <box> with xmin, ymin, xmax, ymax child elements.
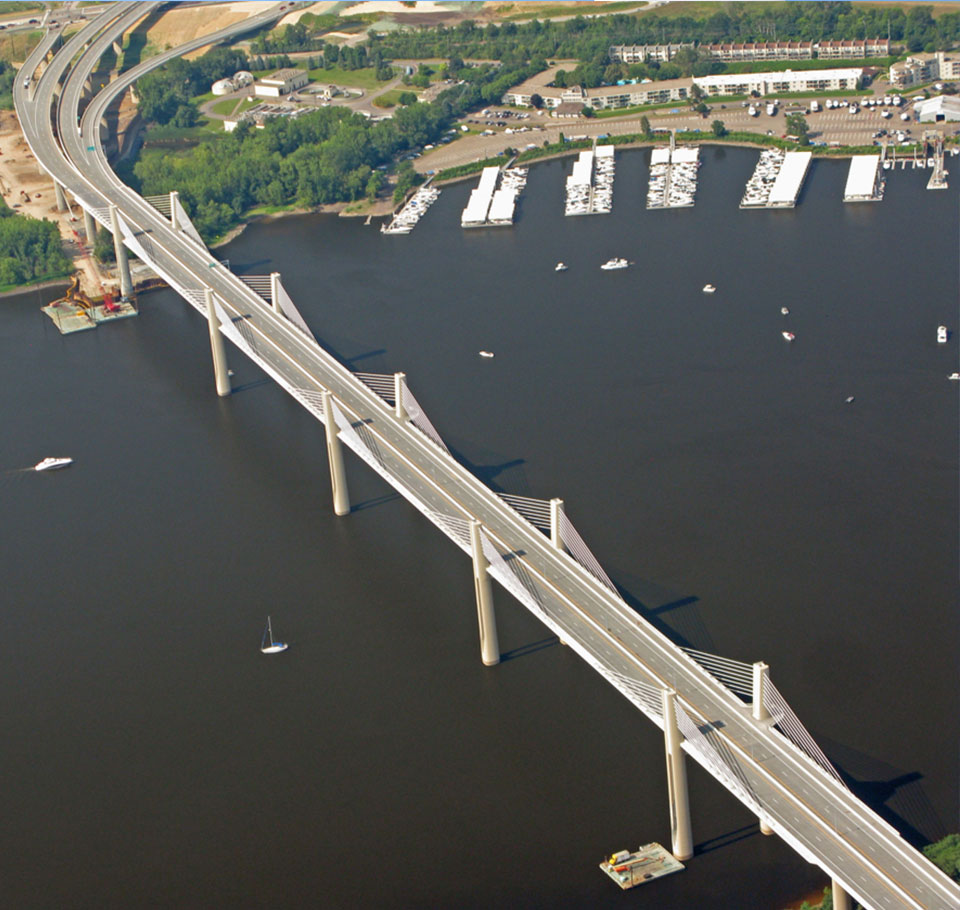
<box><xmin>397</xmin><ymin>91</ymin><xmax>417</xmax><ymax>106</ymax></box>
<box><xmin>711</xmin><ymin>119</ymin><xmax>727</xmax><ymax>137</ymax></box>
<box><xmin>689</xmin><ymin>83</ymin><xmax>706</xmax><ymax>106</ymax></box>
<box><xmin>785</xmin><ymin>111</ymin><xmax>810</xmax><ymax>145</ymax></box>
<box><xmin>530</xmin><ymin>92</ymin><xmax>543</xmax><ymax>109</ymax></box>
<box><xmin>581</xmin><ymin>105</ymin><xmax>595</xmax><ymax>117</ymax></box>
<box><xmin>640</xmin><ymin>114</ymin><xmax>652</xmax><ymax>138</ymax></box>
<box><xmin>694</xmin><ymin>101</ymin><xmax>710</xmax><ymax>116</ymax></box>
<box><xmin>924</xmin><ymin>834</ymin><xmax>960</xmax><ymax>882</ymax></box>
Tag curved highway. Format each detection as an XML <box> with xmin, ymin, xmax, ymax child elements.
<box><xmin>16</xmin><ymin>9</ymin><xmax>960</xmax><ymax>910</ymax></box>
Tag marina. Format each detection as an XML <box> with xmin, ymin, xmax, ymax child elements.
<box><xmin>843</xmin><ymin>154</ymin><xmax>884</xmax><ymax>202</ymax></box>
<box><xmin>381</xmin><ymin>183</ymin><xmax>441</xmax><ymax>234</ymax></box>
<box><xmin>741</xmin><ymin>149</ymin><xmax>812</xmax><ymax>209</ymax></box>
<box><xmin>461</xmin><ymin>165</ymin><xmax>527</xmax><ymax>227</ymax></box>
<box><xmin>564</xmin><ymin>145</ymin><xmax>615</xmax><ymax>216</ymax></box>
<box><xmin>647</xmin><ymin>145</ymin><xmax>700</xmax><ymax>210</ymax></box>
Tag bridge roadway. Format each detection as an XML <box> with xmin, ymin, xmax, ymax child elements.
<box><xmin>17</xmin><ymin>9</ymin><xmax>960</xmax><ymax>910</ymax></box>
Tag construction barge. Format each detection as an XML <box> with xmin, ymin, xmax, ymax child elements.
<box><xmin>41</xmin><ymin>273</ymin><xmax>138</xmax><ymax>334</ymax></box>
<box><xmin>599</xmin><ymin>843</ymin><xmax>685</xmax><ymax>890</ymax></box>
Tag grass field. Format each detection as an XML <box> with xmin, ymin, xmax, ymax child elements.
<box><xmin>305</xmin><ymin>65</ymin><xmax>391</xmax><ymax>91</ymax></box>
<box><xmin>721</xmin><ymin>56</ymin><xmax>898</xmax><ymax>75</ymax></box>
<box><xmin>0</xmin><ymin>29</ymin><xmax>40</xmax><ymax>64</ymax></box>
<box><xmin>372</xmin><ymin>89</ymin><xmax>418</xmax><ymax>108</ymax></box>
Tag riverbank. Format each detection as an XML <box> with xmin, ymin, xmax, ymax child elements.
<box><xmin>0</xmin><ymin>274</ymin><xmax>71</xmax><ymax>300</ymax></box>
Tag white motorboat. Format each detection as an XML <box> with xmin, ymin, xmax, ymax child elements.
<box><xmin>34</xmin><ymin>457</ymin><xmax>73</xmax><ymax>472</ymax></box>
<box><xmin>781</xmin><ymin>307</ymin><xmax>789</xmax><ymax>315</ymax></box>
<box><xmin>479</xmin><ymin>350</ymin><xmax>495</xmax><ymax>358</ymax></box>
<box><xmin>702</xmin><ymin>284</ymin><xmax>716</xmax><ymax>294</ymax></box>
<box><xmin>845</xmin><ymin>396</ymin><xmax>855</xmax><ymax>403</ymax></box>
<box><xmin>555</xmin><ymin>262</ymin><xmax>568</xmax><ymax>271</ymax></box>
<box><xmin>948</xmin><ymin>373</ymin><xmax>959</xmax><ymax>381</ymax></box>
<box><xmin>260</xmin><ymin>615</ymin><xmax>288</xmax><ymax>654</ymax></box>
<box><xmin>600</xmin><ymin>258</ymin><xmax>629</xmax><ymax>270</ymax></box>
<box><xmin>782</xmin><ymin>331</ymin><xmax>795</xmax><ymax>342</ymax></box>
<box><xmin>937</xmin><ymin>325</ymin><xmax>948</xmax><ymax>343</ymax></box>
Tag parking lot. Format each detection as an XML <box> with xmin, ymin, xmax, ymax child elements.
<box><xmin>414</xmin><ymin>96</ymin><xmax>936</xmax><ymax>176</ymax></box>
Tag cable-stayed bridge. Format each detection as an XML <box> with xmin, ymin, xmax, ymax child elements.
<box><xmin>14</xmin><ymin>6</ymin><xmax>960</xmax><ymax>909</ymax></box>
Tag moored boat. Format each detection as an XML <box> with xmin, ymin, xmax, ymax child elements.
<box><xmin>702</xmin><ymin>284</ymin><xmax>716</xmax><ymax>294</ymax></box>
<box><xmin>555</xmin><ymin>262</ymin><xmax>568</xmax><ymax>271</ymax></box>
<box><xmin>937</xmin><ymin>325</ymin><xmax>948</xmax><ymax>343</ymax></box>
<box><xmin>600</xmin><ymin>258</ymin><xmax>629</xmax><ymax>270</ymax></box>
<box><xmin>782</xmin><ymin>331</ymin><xmax>795</xmax><ymax>342</ymax></box>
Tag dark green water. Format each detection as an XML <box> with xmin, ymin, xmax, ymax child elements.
<box><xmin>1</xmin><ymin>147</ymin><xmax>956</xmax><ymax>908</ymax></box>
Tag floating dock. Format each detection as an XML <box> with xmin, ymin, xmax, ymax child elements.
<box><xmin>564</xmin><ymin>145</ymin><xmax>614</xmax><ymax>216</ymax></box>
<box><xmin>382</xmin><ymin>183</ymin><xmax>441</xmax><ymax>234</ymax></box>
<box><xmin>461</xmin><ymin>166</ymin><xmax>526</xmax><ymax>227</ymax></box>
<box><xmin>599</xmin><ymin>843</ymin><xmax>685</xmax><ymax>890</ymax></box>
<box><xmin>843</xmin><ymin>154</ymin><xmax>883</xmax><ymax>202</ymax></box>
<box><xmin>768</xmin><ymin>151</ymin><xmax>812</xmax><ymax>207</ymax></box>
<box><xmin>647</xmin><ymin>145</ymin><xmax>699</xmax><ymax>209</ymax></box>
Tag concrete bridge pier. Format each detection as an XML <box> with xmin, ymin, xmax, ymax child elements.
<box><xmin>470</xmin><ymin>519</ymin><xmax>499</xmax><ymax>666</ymax></box>
<box><xmin>321</xmin><ymin>390</ymin><xmax>350</xmax><ymax>516</ymax></box>
<box><xmin>54</xmin><ymin>180</ymin><xmax>67</xmax><ymax>212</ymax></box>
<box><xmin>169</xmin><ymin>190</ymin><xmax>179</xmax><ymax>230</ymax></box>
<box><xmin>204</xmin><ymin>289</ymin><xmax>231</xmax><ymax>398</ymax></box>
<box><xmin>832</xmin><ymin>881</ymin><xmax>851</xmax><ymax>910</ymax></box>
<box><xmin>752</xmin><ymin>661</ymin><xmax>774</xmax><ymax>835</ymax></box>
<box><xmin>82</xmin><ymin>207</ymin><xmax>97</xmax><ymax>245</ymax></box>
<box><xmin>661</xmin><ymin>689</ymin><xmax>693</xmax><ymax>861</ymax></box>
<box><xmin>394</xmin><ymin>372</ymin><xmax>408</xmax><ymax>422</ymax></box>
<box><xmin>108</xmin><ymin>203</ymin><xmax>133</xmax><ymax>299</ymax></box>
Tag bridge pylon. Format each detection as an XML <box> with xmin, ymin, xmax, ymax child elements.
<box><xmin>549</xmin><ymin>498</ymin><xmax>565</xmax><ymax>551</ymax></box>
<box><xmin>394</xmin><ymin>372</ymin><xmax>408</xmax><ymax>422</ymax></box>
<box><xmin>54</xmin><ymin>180</ymin><xmax>67</xmax><ymax>212</ymax></box>
<box><xmin>204</xmin><ymin>289</ymin><xmax>231</xmax><ymax>398</ymax></box>
<box><xmin>661</xmin><ymin>689</ymin><xmax>693</xmax><ymax>861</ymax></box>
<box><xmin>470</xmin><ymin>520</ymin><xmax>499</xmax><ymax>666</ymax></box>
<box><xmin>752</xmin><ymin>662</ymin><xmax>774</xmax><ymax>835</ymax></box>
<box><xmin>270</xmin><ymin>271</ymin><xmax>282</xmax><ymax>315</ymax></box>
<box><xmin>322</xmin><ymin>390</ymin><xmax>351</xmax><ymax>516</ymax></box>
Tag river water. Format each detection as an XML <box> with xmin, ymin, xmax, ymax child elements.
<box><xmin>1</xmin><ymin>147</ymin><xmax>956</xmax><ymax>909</ymax></box>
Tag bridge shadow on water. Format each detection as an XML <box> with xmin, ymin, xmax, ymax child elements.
<box><xmin>815</xmin><ymin>737</ymin><xmax>948</xmax><ymax>849</ymax></box>
<box><xmin>694</xmin><ymin>823</ymin><xmax>760</xmax><ymax>856</ymax></box>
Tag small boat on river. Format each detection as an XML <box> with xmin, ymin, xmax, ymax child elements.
<box><xmin>600</xmin><ymin>258</ymin><xmax>629</xmax><ymax>271</ymax></box>
<box><xmin>261</xmin><ymin>615</ymin><xmax>288</xmax><ymax>654</ymax></box>
<box><xmin>782</xmin><ymin>331</ymin><xmax>795</xmax><ymax>342</ymax></box>
<box><xmin>34</xmin><ymin>457</ymin><xmax>73</xmax><ymax>472</ymax></box>
<box><xmin>702</xmin><ymin>284</ymin><xmax>716</xmax><ymax>294</ymax></box>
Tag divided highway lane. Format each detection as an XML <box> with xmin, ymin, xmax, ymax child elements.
<box><xmin>21</xmin><ymin>10</ymin><xmax>960</xmax><ymax>910</ymax></box>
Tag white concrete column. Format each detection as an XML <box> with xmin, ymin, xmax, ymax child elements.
<box><xmin>752</xmin><ymin>662</ymin><xmax>773</xmax><ymax>834</ymax></box>
<box><xmin>82</xmin><ymin>207</ymin><xmax>96</xmax><ymax>245</ymax></box>
<box><xmin>169</xmin><ymin>190</ymin><xmax>179</xmax><ymax>230</ymax></box>
<box><xmin>832</xmin><ymin>880</ymin><xmax>851</xmax><ymax>910</ymax></box>
<box><xmin>204</xmin><ymin>289</ymin><xmax>231</xmax><ymax>398</ymax></box>
<box><xmin>54</xmin><ymin>181</ymin><xmax>67</xmax><ymax>212</ymax></box>
<box><xmin>321</xmin><ymin>390</ymin><xmax>350</xmax><ymax>517</ymax></box>
<box><xmin>394</xmin><ymin>372</ymin><xmax>408</xmax><ymax>422</ymax></box>
<box><xmin>752</xmin><ymin>661</ymin><xmax>770</xmax><ymax>722</ymax></box>
<box><xmin>661</xmin><ymin>689</ymin><xmax>693</xmax><ymax>861</ymax></box>
<box><xmin>470</xmin><ymin>520</ymin><xmax>499</xmax><ymax>666</ymax></box>
<box><xmin>549</xmin><ymin>498</ymin><xmax>565</xmax><ymax>550</ymax></box>
<box><xmin>108</xmin><ymin>204</ymin><xmax>132</xmax><ymax>299</ymax></box>
<box><xmin>270</xmin><ymin>271</ymin><xmax>281</xmax><ymax>315</ymax></box>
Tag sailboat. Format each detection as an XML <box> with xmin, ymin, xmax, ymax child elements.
<box><xmin>260</xmin><ymin>615</ymin><xmax>288</xmax><ymax>654</ymax></box>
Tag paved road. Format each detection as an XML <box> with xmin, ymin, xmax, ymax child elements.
<box><xmin>16</xmin><ymin>11</ymin><xmax>960</xmax><ymax>910</ymax></box>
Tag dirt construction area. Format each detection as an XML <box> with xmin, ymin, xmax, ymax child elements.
<box><xmin>0</xmin><ymin>111</ymin><xmax>105</xmax><ymax>297</ymax></box>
